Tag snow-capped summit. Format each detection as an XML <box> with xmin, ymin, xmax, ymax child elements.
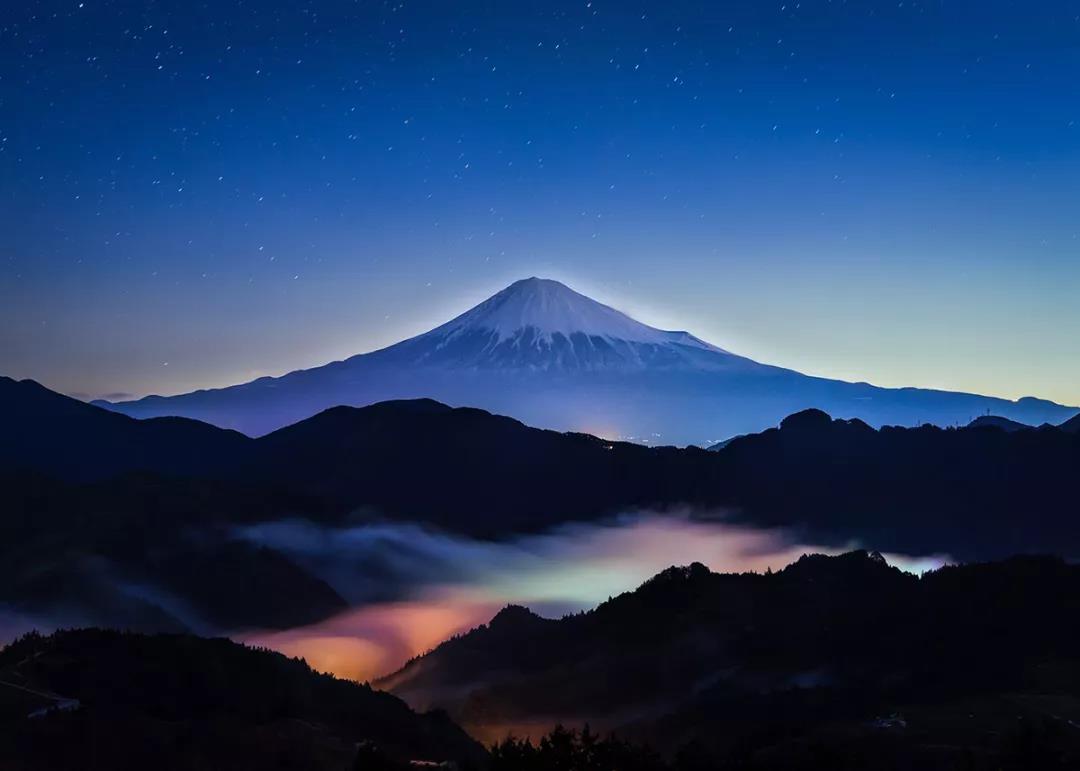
<box><xmin>431</xmin><ymin>277</ymin><xmax>722</xmax><ymax>351</ymax></box>
<box><xmin>383</xmin><ymin>277</ymin><xmax>730</xmax><ymax>371</ymax></box>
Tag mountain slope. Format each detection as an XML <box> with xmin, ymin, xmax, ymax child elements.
<box><xmin>0</xmin><ymin>629</ymin><xmax>485</xmax><ymax>771</ymax></box>
<box><xmin>0</xmin><ymin>376</ymin><xmax>250</xmax><ymax>481</ymax></box>
<box><xmin>242</xmin><ymin>398</ymin><xmax>704</xmax><ymax>535</ymax></box>
<box><xmin>100</xmin><ymin>278</ymin><xmax>1079</xmax><ymax>443</ymax></box>
<box><xmin>6</xmin><ymin>380</ymin><xmax>1080</xmax><ymax>557</ymax></box>
<box><xmin>380</xmin><ymin>552</ymin><xmax>1080</xmax><ymax>765</ymax></box>
<box><xmin>389</xmin><ymin>276</ymin><xmax>732</xmax><ymax>370</ymax></box>
<box><xmin>0</xmin><ymin>380</ymin><xmax>349</xmax><ymax>632</ymax></box>
<box><xmin>0</xmin><ymin>471</ymin><xmax>348</xmax><ymax>632</ymax></box>
<box><xmin>715</xmin><ymin>408</ymin><xmax>1080</xmax><ymax>558</ymax></box>
<box><xmin>7</xmin><ymin>379</ymin><xmax>1080</xmax><ymax>649</ymax></box>
<box><xmin>967</xmin><ymin>414</ymin><xmax>1035</xmax><ymax>432</ymax></box>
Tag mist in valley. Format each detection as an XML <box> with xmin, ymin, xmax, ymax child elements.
<box><xmin>236</xmin><ymin>512</ymin><xmax>948</xmax><ymax>682</ymax></box>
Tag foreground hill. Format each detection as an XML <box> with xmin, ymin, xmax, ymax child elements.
<box><xmin>382</xmin><ymin>551</ymin><xmax>1080</xmax><ymax>768</ymax></box>
<box><xmin>0</xmin><ymin>629</ymin><xmax>484</xmax><ymax>771</ymax></box>
<box><xmin>99</xmin><ymin>278</ymin><xmax>1078</xmax><ymax>444</ymax></box>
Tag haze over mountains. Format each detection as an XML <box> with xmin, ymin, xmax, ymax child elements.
<box><xmin>99</xmin><ymin>278</ymin><xmax>1078</xmax><ymax>445</ymax></box>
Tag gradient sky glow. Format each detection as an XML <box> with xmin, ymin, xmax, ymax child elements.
<box><xmin>3</xmin><ymin>1</ymin><xmax>1080</xmax><ymax>404</ymax></box>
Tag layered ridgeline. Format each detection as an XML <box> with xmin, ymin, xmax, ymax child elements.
<box><xmin>6</xmin><ymin>375</ymin><xmax>1080</xmax><ymax>642</ymax></box>
<box><xmin>7</xmin><ymin>375</ymin><xmax>1080</xmax><ymax>557</ymax></box>
<box><xmin>380</xmin><ymin>551</ymin><xmax>1080</xmax><ymax>768</ymax></box>
<box><xmin>99</xmin><ymin>278</ymin><xmax>1077</xmax><ymax>444</ymax></box>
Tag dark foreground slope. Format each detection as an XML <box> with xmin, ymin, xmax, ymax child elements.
<box><xmin>0</xmin><ymin>629</ymin><xmax>484</xmax><ymax>771</ymax></box>
<box><xmin>383</xmin><ymin>552</ymin><xmax>1080</xmax><ymax>769</ymax></box>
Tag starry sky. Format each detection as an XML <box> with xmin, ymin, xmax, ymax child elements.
<box><xmin>3</xmin><ymin>1</ymin><xmax>1080</xmax><ymax>404</ymax></box>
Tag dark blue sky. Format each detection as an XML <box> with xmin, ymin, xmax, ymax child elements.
<box><xmin>3</xmin><ymin>1</ymin><xmax>1079</xmax><ymax>403</ymax></box>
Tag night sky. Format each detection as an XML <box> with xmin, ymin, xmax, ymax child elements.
<box><xmin>3</xmin><ymin>1</ymin><xmax>1079</xmax><ymax>404</ymax></box>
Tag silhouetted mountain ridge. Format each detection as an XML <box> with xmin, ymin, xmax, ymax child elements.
<box><xmin>0</xmin><ymin>628</ymin><xmax>484</xmax><ymax>771</ymax></box>
<box><xmin>0</xmin><ymin>376</ymin><xmax>250</xmax><ymax>481</ymax></box>
<box><xmin>967</xmin><ymin>414</ymin><xmax>1035</xmax><ymax>432</ymax></box>
<box><xmin>382</xmin><ymin>551</ymin><xmax>1080</xmax><ymax>767</ymax></box>
<box><xmin>7</xmin><ymin>377</ymin><xmax>1080</xmax><ymax>555</ymax></box>
<box><xmin>7</xmin><ymin>378</ymin><xmax>1080</xmax><ymax>639</ymax></box>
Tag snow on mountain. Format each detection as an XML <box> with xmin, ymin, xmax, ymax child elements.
<box><xmin>432</xmin><ymin>277</ymin><xmax>722</xmax><ymax>350</ymax></box>
<box><xmin>377</xmin><ymin>277</ymin><xmax>735</xmax><ymax>371</ymax></box>
<box><xmin>100</xmin><ymin>278</ymin><xmax>1080</xmax><ymax>444</ymax></box>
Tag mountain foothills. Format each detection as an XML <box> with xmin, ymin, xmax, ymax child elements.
<box><xmin>381</xmin><ymin>551</ymin><xmax>1080</xmax><ymax>770</ymax></box>
<box><xmin>6</xmin><ymin>376</ymin><xmax>1080</xmax><ymax>768</ymax></box>
<box><xmin>0</xmin><ymin>629</ymin><xmax>484</xmax><ymax>771</ymax></box>
<box><xmin>6</xmin><ymin>555</ymin><xmax>1080</xmax><ymax>770</ymax></box>
<box><xmin>10</xmin><ymin>376</ymin><xmax>1080</xmax><ymax>545</ymax></box>
<box><xmin>99</xmin><ymin>278</ymin><xmax>1078</xmax><ymax>445</ymax></box>
<box><xmin>5</xmin><ymin>374</ymin><xmax>1080</xmax><ymax>637</ymax></box>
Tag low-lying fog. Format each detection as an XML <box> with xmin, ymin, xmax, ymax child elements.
<box><xmin>234</xmin><ymin>512</ymin><xmax>948</xmax><ymax>682</ymax></box>
<box><xmin>0</xmin><ymin>512</ymin><xmax>948</xmax><ymax>683</ymax></box>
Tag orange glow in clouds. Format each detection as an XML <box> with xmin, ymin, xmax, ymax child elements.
<box><xmin>243</xmin><ymin>596</ymin><xmax>501</xmax><ymax>682</ymax></box>
<box><xmin>239</xmin><ymin>514</ymin><xmax>948</xmax><ymax>683</ymax></box>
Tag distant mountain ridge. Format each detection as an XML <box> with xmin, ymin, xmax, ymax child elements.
<box><xmin>97</xmin><ymin>277</ymin><xmax>1079</xmax><ymax>444</ymax></box>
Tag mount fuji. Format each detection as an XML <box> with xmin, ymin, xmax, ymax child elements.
<box><xmin>102</xmin><ymin>277</ymin><xmax>1077</xmax><ymax>445</ymax></box>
